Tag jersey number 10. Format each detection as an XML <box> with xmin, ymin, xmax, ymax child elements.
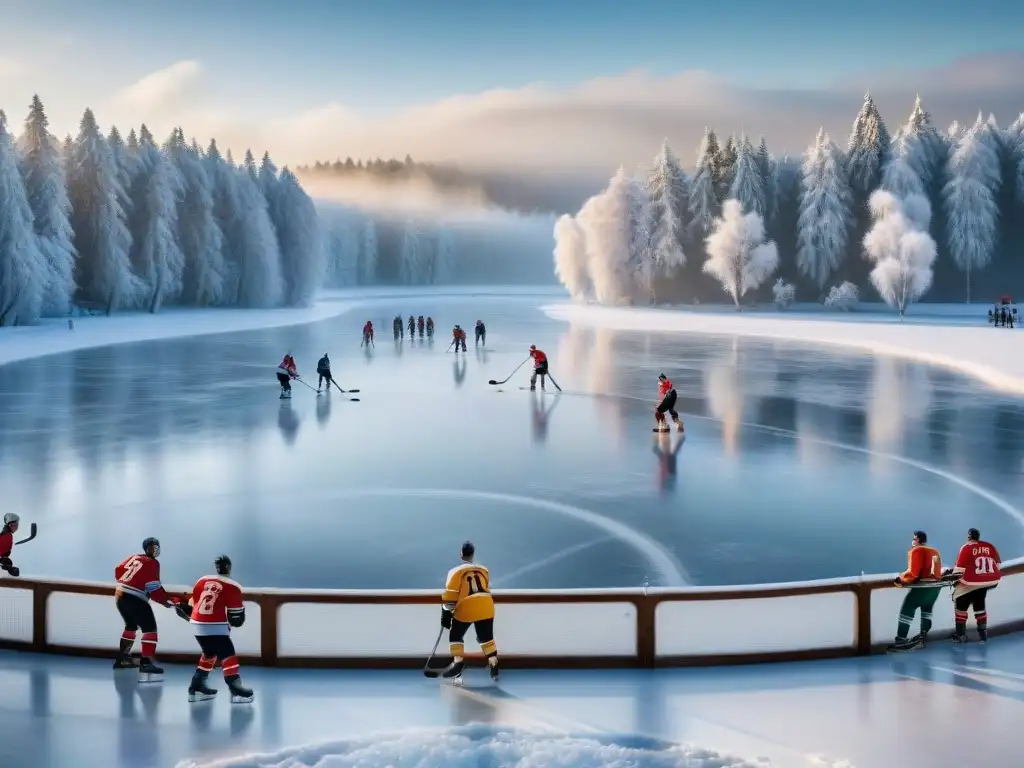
<box><xmin>975</xmin><ymin>556</ymin><xmax>997</xmax><ymax>575</ymax></box>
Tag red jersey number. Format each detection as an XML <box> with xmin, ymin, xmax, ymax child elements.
<box><xmin>118</xmin><ymin>556</ymin><xmax>146</xmax><ymax>584</ymax></box>
<box><xmin>190</xmin><ymin>576</ymin><xmax>243</xmax><ymax>624</ymax></box>
<box><xmin>955</xmin><ymin>542</ymin><xmax>1001</xmax><ymax>583</ymax></box>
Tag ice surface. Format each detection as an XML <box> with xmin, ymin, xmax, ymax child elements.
<box><xmin>542</xmin><ymin>302</ymin><xmax>1024</xmax><ymax>394</ymax></box>
<box><xmin>175</xmin><ymin>723</ymin><xmax>780</xmax><ymax>768</ymax></box>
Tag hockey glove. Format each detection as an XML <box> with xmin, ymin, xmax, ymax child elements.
<box><xmin>0</xmin><ymin>557</ymin><xmax>16</xmax><ymax>576</ymax></box>
<box><xmin>441</xmin><ymin>608</ymin><xmax>453</xmax><ymax>629</ymax></box>
<box><xmin>175</xmin><ymin>603</ymin><xmax>192</xmax><ymax>621</ymax></box>
<box><xmin>227</xmin><ymin>608</ymin><xmax>245</xmax><ymax>627</ymax></box>
<box><xmin>892</xmin><ymin>578</ymin><xmax>903</xmax><ymax>587</ymax></box>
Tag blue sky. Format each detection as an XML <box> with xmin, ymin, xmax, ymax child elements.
<box><xmin>1</xmin><ymin>0</ymin><xmax>1021</xmax><ymax>170</ymax></box>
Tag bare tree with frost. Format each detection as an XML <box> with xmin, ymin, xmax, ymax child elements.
<box><xmin>67</xmin><ymin>109</ymin><xmax>140</xmax><ymax>314</ymax></box>
<box><xmin>575</xmin><ymin>167</ymin><xmax>636</xmax><ymax>305</ymax></box>
<box><xmin>943</xmin><ymin>114</ymin><xmax>1000</xmax><ymax>302</ymax></box>
<box><xmin>729</xmin><ymin>135</ymin><xmax>766</xmax><ymax>218</ymax></box>
<box><xmin>131</xmin><ymin>126</ymin><xmax>185</xmax><ymax>311</ymax></box>
<box><xmin>273</xmin><ymin>168</ymin><xmax>322</xmax><ymax>306</ymax></box>
<box><xmin>688</xmin><ymin>129</ymin><xmax>719</xmax><ymax>241</ymax></box>
<box><xmin>0</xmin><ymin>111</ymin><xmax>45</xmax><ymax>324</ymax></box>
<box><xmin>863</xmin><ymin>191</ymin><xmax>936</xmax><ymax>315</ymax></box>
<box><xmin>360</xmin><ymin>219</ymin><xmax>377</xmax><ymax>284</ymax></box>
<box><xmin>797</xmin><ymin>129</ymin><xmax>853</xmax><ymax>289</ymax></box>
<box><xmin>18</xmin><ymin>95</ymin><xmax>76</xmax><ymax>316</ymax></box>
<box><xmin>644</xmin><ymin>140</ymin><xmax>689</xmax><ymax>276</ymax></box>
<box><xmin>552</xmin><ymin>213</ymin><xmax>590</xmax><ymax>299</ymax></box>
<box><xmin>165</xmin><ymin>128</ymin><xmax>225</xmax><ymax>306</ymax></box>
<box><xmin>434</xmin><ymin>226</ymin><xmax>457</xmax><ymax>284</ymax></box>
<box><xmin>703</xmin><ymin>199</ymin><xmax>779</xmax><ymax>307</ymax></box>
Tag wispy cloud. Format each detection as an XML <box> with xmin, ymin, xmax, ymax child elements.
<box><xmin>111</xmin><ymin>60</ymin><xmax>203</xmax><ymax>115</ymax></box>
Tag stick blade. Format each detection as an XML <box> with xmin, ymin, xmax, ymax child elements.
<box><xmin>488</xmin><ymin>380</ymin><xmax>499</xmax><ymax>385</ymax></box>
<box><xmin>423</xmin><ymin>668</ymin><xmax>443</xmax><ymax>678</ymax></box>
<box><xmin>348</xmin><ymin>398</ymin><xmax>360</xmax><ymax>402</ymax></box>
<box><xmin>346</xmin><ymin>389</ymin><xmax>360</xmax><ymax>393</ymax></box>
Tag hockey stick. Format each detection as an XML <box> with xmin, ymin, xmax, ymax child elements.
<box><xmin>330</xmin><ymin>379</ymin><xmax>361</xmax><ymax>401</ymax></box>
<box><xmin>14</xmin><ymin>523</ymin><xmax>37</xmax><ymax>545</ymax></box>
<box><xmin>422</xmin><ymin>627</ymin><xmax>446</xmax><ymax>677</ymax></box>
<box><xmin>488</xmin><ymin>357</ymin><xmax>529</xmax><ymax>386</ymax></box>
<box><xmin>545</xmin><ymin>372</ymin><xmax>563</xmax><ymax>392</ymax></box>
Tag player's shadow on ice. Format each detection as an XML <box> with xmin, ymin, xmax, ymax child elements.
<box><xmin>453</xmin><ymin>356</ymin><xmax>467</xmax><ymax>387</ymax></box>
<box><xmin>278</xmin><ymin>400</ymin><xmax>300</xmax><ymax>445</ymax></box>
<box><xmin>531</xmin><ymin>390</ymin><xmax>560</xmax><ymax>444</ymax></box>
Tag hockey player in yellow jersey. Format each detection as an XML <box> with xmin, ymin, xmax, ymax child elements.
<box><xmin>439</xmin><ymin>540</ymin><xmax>499</xmax><ymax>684</ymax></box>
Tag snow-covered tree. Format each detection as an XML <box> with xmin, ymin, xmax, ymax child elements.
<box><xmin>434</xmin><ymin>226</ymin><xmax>457</xmax><ymax>283</ymax></box>
<box><xmin>165</xmin><ymin>128</ymin><xmax>225</xmax><ymax>306</ymax></box>
<box><xmin>703</xmin><ymin>199</ymin><xmax>779</xmax><ymax>307</ymax></box>
<box><xmin>575</xmin><ymin>167</ymin><xmax>637</xmax><ymax>304</ymax></box>
<box><xmin>644</xmin><ymin>140</ymin><xmax>688</xmax><ymax>276</ymax></box>
<box><xmin>273</xmin><ymin>168</ymin><xmax>322</xmax><ymax>306</ymax></box>
<box><xmin>1012</xmin><ymin>114</ymin><xmax>1024</xmax><ymax>205</ymax></box>
<box><xmin>847</xmin><ymin>93</ymin><xmax>891</xmax><ymax>197</ymax></box>
<box><xmin>902</xmin><ymin>96</ymin><xmax>943</xmax><ymax>184</ymax></box>
<box><xmin>360</xmin><ymin>219</ymin><xmax>377</xmax><ymax>284</ymax></box>
<box><xmin>234</xmin><ymin>162</ymin><xmax>285</xmax><ymax>307</ymax></box>
<box><xmin>719</xmin><ymin>136</ymin><xmax>738</xmax><ymax>198</ymax></box>
<box><xmin>399</xmin><ymin>220</ymin><xmax>423</xmax><ymax>284</ymax></box>
<box><xmin>881</xmin><ymin>130</ymin><xmax>928</xmax><ymax>199</ymax></box>
<box><xmin>18</xmin><ymin>95</ymin><xmax>76</xmax><ymax>316</ymax></box>
<box><xmin>943</xmin><ymin>114</ymin><xmax>1001</xmax><ymax>302</ymax></box>
<box><xmin>824</xmin><ymin>281</ymin><xmax>859</xmax><ymax>310</ymax></box>
<box><xmin>130</xmin><ymin>127</ymin><xmax>184</xmax><ymax>311</ymax></box>
<box><xmin>553</xmin><ymin>213</ymin><xmax>590</xmax><ymax>300</ymax></box>
<box><xmin>67</xmin><ymin>109</ymin><xmax>140</xmax><ymax>314</ymax></box>
<box><xmin>796</xmin><ymin>129</ymin><xmax>854</xmax><ymax>288</ymax></box>
<box><xmin>688</xmin><ymin>129</ymin><xmax>719</xmax><ymax>240</ymax></box>
<box><xmin>754</xmin><ymin>137</ymin><xmax>778</xmax><ymax>226</ymax></box>
<box><xmin>729</xmin><ymin>135</ymin><xmax>766</xmax><ymax>218</ymax></box>
<box><xmin>0</xmin><ymin>111</ymin><xmax>45</xmax><ymax>324</ymax></box>
<box><xmin>772</xmin><ymin>278</ymin><xmax>795</xmax><ymax>308</ymax></box>
<box><xmin>863</xmin><ymin>191</ymin><xmax>936</xmax><ymax>314</ymax></box>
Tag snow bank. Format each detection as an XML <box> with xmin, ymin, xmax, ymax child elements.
<box><xmin>174</xmin><ymin>724</ymin><xmax>791</xmax><ymax>768</ymax></box>
<box><xmin>541</xmin><ymin>303</ymin><xmax>1024</xmax><ymax>396</ymax></box>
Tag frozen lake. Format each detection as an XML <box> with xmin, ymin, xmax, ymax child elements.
<box><xmin>2</xmin><ymin>293</ymin><xmax>1023</xmax><ymax>588</ymax></box>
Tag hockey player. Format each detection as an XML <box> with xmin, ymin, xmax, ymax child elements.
<box><xmin>426</xmin><ymin>317</ymin><xmax>435</xmax><ymax>338</ymax></box>
<box><xmin>654</xmin><ymin>374</ymin><xmax>684</xmax><ymax>433</ymax></box>
<box><xmin>316</xmin><ymin>353</ymin><xmax>333</xmax><ymax>392</ymax></box>
<box><xmin>475</xmin><ymin>320</ymin><xmax>486</xmax><ymax>346</ymax></box>
<box><xmin>362</xmin><ymin>321</ymin><xmax>374</xmax><ymax>346</ymax></box>
<box><xmin>113</xmin><ymin>538</ymin><xmax>181</xmax><ymax>678</ymax></box>
<box><xmin>417</xmin><ymin>315</ymin><xmax>425</xmax><ymax>337</ymax></box>
<box><xmin>452</xmin><ymin>325</ymin><xmax>467</xmax><ymax>352</ymax></box>
<box><xmin>408</xmin><ymin>315</ymin><xmax>416</xmax><ymax>337</ymax></box>
<box><xmin>438</xmin><ymin>541</ymin><xmax>499</xmax><ymax>685</ymax></box>
<box><xmin>0</xmin><ymin>513</ymin><xmax>21</xmax><ymax>577</ymax></box>
<box><xmin>947</xmin><ymin>528</ymin><xmax>1001</xmax><ymax>643</ymax></box>
<box><xmin>393</xmin><ymin>315</ymin><xmax>402</xmax><ymax>340</ymax></box>
<box><xmin>276</xmin><ymin>354</ymin><xmax>298</xmax><ymax>398</ymax></box>
<box><xmin>528</xmin><ymin>345</ymin><xmax>548</xmax><ymax>390</ymax></box>
<box><xmin>179</xmin><ymin>555</ymin><xmax>254</xmax><ymax>704</ymax></box>
<box><xmin>888</xmin><ymin>530</ymin><xmax>943</xmax><ymax>651</ymax></box>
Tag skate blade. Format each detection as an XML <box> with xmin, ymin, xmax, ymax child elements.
<box><xmin>231</xmin><ymin>693</ymin><xmax>254</xmax><ymax>704</ymax></box>
<box><xmin>138</xmin><ymin>673</ymin><xmax>164</xmax><ymax>683</ymax></box>
<box><xmin>449</xmin><ymin>677</ymin><xmax>464</xmax><ymax>687</ymax></box>
<box><xmin>188</xmin><ymin>691</ymin><xmax>217</xmax><ymax>702</ymax></box>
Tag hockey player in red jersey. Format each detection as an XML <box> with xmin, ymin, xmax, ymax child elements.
<box><xmin>654</xmin><ymin>374</ymin><xmax>684</xmax><ymax>433</ymax></box>
<box><xmin>113</xmin><ymin>538</ymin><xmax>181</xmax><ymax>679</ymax></box>
<box><xmin>947</xmin><ymin>528</ymin><xmax>1001</xmax><ymax>643</ymax></box>
<box><xmin>0</xmin><ymin>512</ymin><xmax>21</xmax><ymax>577</ymax></box>
<box><xmin>276</xmin><ymin>354</ymin><xmax>299</xmax><ymax>399</ymax></box>
<box><xmin>452</xmin><ymin>325</ymin><xmax>467</xmax><ymax>352</ymax></box>
<box><xmin>362</xmin><ymin>321</ymin><xmax>374</xmax><ymax>346</ymax></box>
<box><xmin>528</xmin><ymin>345</ymin><xmax>548</xmax><ymax>390</ymax></box>
<box><xmin>180</xmin><ymin>555</ymin><xmax>253</xmax><ymax>704</ymax></box>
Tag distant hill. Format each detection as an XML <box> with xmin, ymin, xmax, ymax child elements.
<box><xmin>295</xmin><ymin>156</ymin><xmax>602</xmax><ymax>216</ymax></box>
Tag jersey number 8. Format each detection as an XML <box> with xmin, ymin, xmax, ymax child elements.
<box><xmin>196</xmin><ymin>581</ymin><xmax>223</xmax><ymax>615</ymax></box>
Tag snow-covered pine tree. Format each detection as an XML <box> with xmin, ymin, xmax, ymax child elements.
<box><xmin>688</xmin><ymin>129</ymin><xmax>719</xmax><ymax>241</ymax></box>
<box><xmin>644</xmin><ymin>140</ymin><xmax>689</xmax><ymax>280</ymax></box>
<box><xmin>903</xmin><ymin>96</ymin><xmax>943</xmax><ymax>184</ymax></box>
<box><xmin>1012</xmin><ymin>114</ymin><xmax>1024</xmax><ymax>205</ymax></box>
<box><xmin>273</xmin><ymin>167</ymin><xmax>322</xmax><ymax>306</ymax></box>
<box><xmin>243</xmin><ymin>149</ymin><xmax>258</xmax><ymax>179</ymax></box>
<box><xmin>399</xmin><ymin>220</ymin><xmax>423</xmax><ymax>284</ymax></box>
<box><xmin>754</xmin><ymin>137</ymin><xmax>778</xmax><ymax>226</ymax></box>
<box><xmin>796</xmin><ymin>129</ymin><xmax>854</xmax><ymax>289</ymax></box>
<box><xmin>881</xmin><ymin>130</ymin><xmax>928</xmax><ymax>199</ymax></box>
<box><xmin>729</xmin><ymin>135</ymin><xmax>766</xmax><ymax>218</ymax></box>
<box><xmin>719</xmin><ymin>136</ymin><xmax>738</xmax><ymax>200</ymax></box>
<box><xmin>863</xmin><ymin>191</ymin><xmax>936</xmax><ymax>314</ymax></box>
<box><xmin>553</xmin><ymin>213</ymin><xmax>590</xmax><ymax>300</ymax></box>
<box><xmin>943</xmin><ymin>114</ymin><xmax>1001</xmax><ymax>302</ymax></box>
<box><xmin>360</xmin><ymin>218</ymin><xmax>378</xmax><ymax>284</ymax></box>
<box><xmin>627</xmin><ymin>174</ymin><xmax>655</xmax><ymax>301</ymax></box>
<box><xmin>0</xmin><ymin>111</ymin><xmax>46</xmax><ymax>324</ymax></box>
<box><xmin>232</xmin><ymin>157</ymin><xmax>284</xmax><ymax>307</ymax></box>
<box><xmin>846</xmin><ymin>93</ymin><xmax>891</xmax><ymax>197</ymax></box>
<box><xmin>67</xmin><ymin>109</ymin><xmax>140</xmax><ymax>314</ymax></box>
<box><xmin>434</xmin><ymin>226</ymin><xmax>457</xmax><ymax>284</ymax></box>
<box><xmin>703</xmin><ymin>199</ymin><xmax>778</xmax><ymax>307</ymax></box>
<box><xmin>130</xmin><ymin>126</ymin><xmax>184</xmax><ymax>311</ymax></box>
<box><xmin>18</xmin><ymin>95</ymin><xmax>76</xmax><ymax>316</ymax></box>
<box><xmin>165</xmin><ymin>128</ymin><xmax>225</xmax><ymax>306</ymax></box>
<box><xmin>575</xmin><ymin>167</ymin><xmax>637</xmax><ymax>304</ymax></box>
<box><xmin>258</xmin><ymin>152</ymin><xmax>279</xmax><ymax>198</ymax></box>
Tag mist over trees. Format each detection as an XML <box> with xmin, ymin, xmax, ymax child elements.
<box><xmin>0</xmin><ymin>96</ymin><xmax>322</xmax><ymax>325</ymax></box>
<box><xmin>552</xmin><ymin>95</ymin><xmax>1024</xmax><ymax>307</ymax></box>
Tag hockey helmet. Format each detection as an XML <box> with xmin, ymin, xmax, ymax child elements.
<box><xmin>3</xmin><ymin>512</ymin><xmax>19</xmax><ymax>527</ymax></box>
<box><xmin>658</xmin><ymin>373</ymin><xmax>667</xmax><ymax>381</ymax></box>
<box><xmin>215</xmin><ymin>554</ymin><xmax>232</xmax><ymax>576</ymax></box>
<box><xmin>142</xmin><ymin>537</ymin><xmax>160</xmax><ymax>557</ymax></box>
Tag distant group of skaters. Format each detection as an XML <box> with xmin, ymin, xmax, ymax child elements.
<box><xmin>358</xmin><ymin>317</ymin><xmax>488</xmax><ymax>352</ymax></box>
<box><xmin>988</xmin><ymin>304</ymin><xmax>1018</xmax><ymax>328</ymax></box>
<box><xmin>888</xmin><ymin>528</ymin><xmax>1002</xmax><ymax>651</ymax></box>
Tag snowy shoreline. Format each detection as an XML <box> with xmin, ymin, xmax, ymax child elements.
<box><xmin>542</xmin><ymin>302</ymin><xmax>1024</xmax><ymax>396</ymax></box>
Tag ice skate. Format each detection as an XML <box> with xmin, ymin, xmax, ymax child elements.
<box><xmin>188</xmin><ymin>671</ymin><xmax>217</xmax><ymax>702</ymax></box>
<box><xmin>978</xmin><ymin>627</ymin><xmax>988</xmax><ymax>644</ymax></box>
<box><xmin>441</xmin><ymin>659</ymin><xmax>465</xmax><ymax>685</ymax></box>
<box><xmin>675</xmin><ymin>421</ymin><xmax>685</xmax><ymax>433</ymax></box>
<box><xmin>226</xmin><ymin>674</ymin><xmax>254</xmax><ymax>704</ymax></box>
<box><xmin>113</xmin><ymin>654</ymin><xmax>138</xmax><ymax>669</ymax></box>
<box><xmin>488</xmin><ymin>659</ymin><xmax>500</xmax><ymax>683</ymax></box>
<box><xmin>951</xmin><ymin>631</ymin><xmax>968</xmax><ymax>644</ymax></box>
<box><xmin>138</xmin><ymin>658</ymin><xmax>164</xmax><ymax>682</ymax></box>
<box><xmin>886</xmin><ymin>636</ymin><xmax>921</xmax><ymax>653</ymax></box>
